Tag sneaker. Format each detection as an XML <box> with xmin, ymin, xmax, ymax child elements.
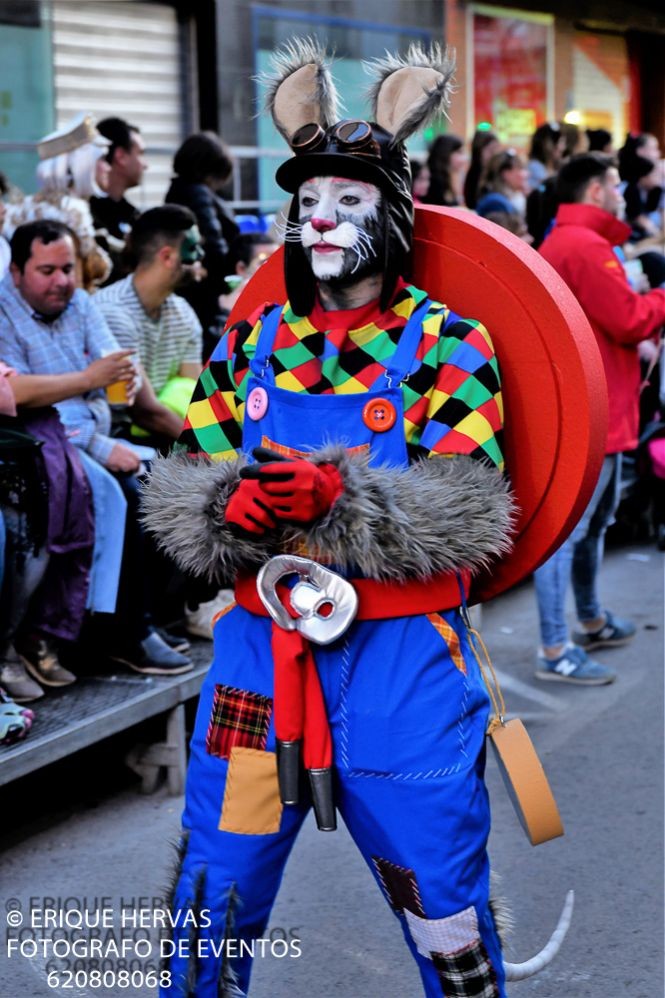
<box><xmin>0</xmin><ymin>646</ymin><xmax>44</xmax><ymax>703</ymax></box>
<box><xmin>14</xmin><ymin>633</ymin><xmax>76</xmax><ymax>688</ymax></box>
<box><xmin>109</xmin><ymin>630</ymin><xmax>194</xmax><ymax>677</ymax></box>
<box><xmin>572</xmin><ymin>610</ymin><xmax>636</xmax><ymax>651</ymax></box>
<box><xmin>185</xmin><ymin>590</ymin><xmax>235</xmax><ymax>640</ymax></box>
<box><xmin>535</xmin><ymin>644</ymin><xmax>616</xmax><ymax>685</ymax></box>
<box><xmin>0</xmin><ymin>688</ymin><xmax>35</xmax><ymax>746</ymax></box>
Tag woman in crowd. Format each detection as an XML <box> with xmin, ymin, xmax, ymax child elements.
<box><xmin>619</xmin><ymin>133</ymin><xmax>663</xmax><ymax>241</ymax></box>
<box><xmin>423</xmin><ymin>133</ymin><xmax>467</xmax><ymax>207</ymax></box>
<box><xmin>463</xmin><ymin>128</ymin><xmax>501</xmax><ymax>209</ymax></box>
<box><xmin>165</xmin><ymin>131</ymin><xmax>240</xmax><ymax>356</ymax></box>
<box><xmin>410</xmin><ymin>159</ymin><xmax>431</xmax><ymax>203</ymax></box>
<box><xmin>560</xmin><ymin>122</ymin><xmax>589</xmax><ymax>161</ymax></box>
<box><xmin>587</xmin><ymin>128</ymin><xmax>614</xmax><ymax>155</ymax></box>
<box><xmin>476</xmin><ymin>149</ymin><xmax>529</xmax><ymax>223</ymax></box>
<box><xmin>526</xmin><ymin>121</ymin><xmax>565</xmax><ymax>193</ymax></box>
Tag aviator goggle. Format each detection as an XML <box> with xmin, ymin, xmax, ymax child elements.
<box><xmin>290</xmin><ymin>120</ymin><xmax>381</xmax><ymax>158</ymax></box>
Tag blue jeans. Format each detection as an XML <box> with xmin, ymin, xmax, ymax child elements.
<box><xmin>534</xmin><ymin>455</ymin><xmax>622</xmax><ymax>648</ymax></box>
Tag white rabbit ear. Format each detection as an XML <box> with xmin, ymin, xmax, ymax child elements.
<box><xmin>365</xmin><ymin>43</ymin><xmax>456</xmax><ymax>146</ymax></box>
<box><xmin>260</xmin><ymin>37</ymin><xmax>341</xmax><ymax>144</ymax></box>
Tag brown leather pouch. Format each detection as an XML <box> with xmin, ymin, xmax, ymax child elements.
<box><xmin>468</xmin><ymin>626</ymin><xmax>564</xmax><ymax>846</ymax></box>
<box><xmin>489</xmin><ymin>718</ymin><xmax>564</xmax><ymax>845</ymax></box>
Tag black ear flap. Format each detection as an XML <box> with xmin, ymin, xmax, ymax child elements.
<box><xmin>283</xmin><ymin>195</ymin><xmax>317</xmax><ymax>317</ymax></box>
<box><xmin>365</xmin><ymin>44</ymin><xmax>456</xmax><ymax>147</ymax></box>
<box><xmin>261</xmin><ymin>38</ymin><xmax>341</xmax><ymax>145</ymax></box>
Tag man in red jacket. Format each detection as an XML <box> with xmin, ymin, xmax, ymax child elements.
<box><xmin>534</xmin><ymin>153</ymin><xmax>665</xmax><ymax>684</ymax></box>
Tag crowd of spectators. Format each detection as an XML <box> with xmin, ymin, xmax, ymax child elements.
<box><xmin>0</xmin><ymin>113</ymin><xmax>278</xmax><ymax>745</ymax></box>
<box><xmin>0</xmin><ymin>109</ymin><xmax>662</xmax><ymax>741</ymax></box>
<box><xmin>414</xmin><ymin>123</ymin><xmax>664</xmax><ymax>685</ymax></box>
<box><xmin>417</xmin><ymin>121</ymin><xmax>664</xmax><ymax>271</ymax></box>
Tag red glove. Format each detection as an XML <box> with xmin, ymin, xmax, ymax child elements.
<box><xmin>241</xmin><ymin>449</ymin><xmax>344</xmax><ymax>525</ymax></box>
<box><xmin>225</xmin><ymin>478</ymin><xmax>279</xmax><ymax>535</ymax></box>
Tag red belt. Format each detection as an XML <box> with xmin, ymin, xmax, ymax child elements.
<box><xmin>235</xmin><ymin>568</ymin><xmax>470</xmax><ymax>768</ymax></box>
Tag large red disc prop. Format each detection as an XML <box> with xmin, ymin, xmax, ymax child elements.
<box><xmin>231</xmin><ymin>206</ymin><xmax>608</xmax><ymax>601</ymax></box>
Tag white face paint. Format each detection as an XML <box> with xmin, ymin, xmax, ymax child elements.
<box><xmin>297</xmin><ymin>177</ymin><xmax>383</xmax><ymax>282</ymax></box>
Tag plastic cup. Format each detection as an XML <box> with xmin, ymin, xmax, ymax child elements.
<box><xmin>102</xmin><ymin>349</ymin><xmax>136</xmax><ymax>406</ymax></box>
<box><xmin>106</xmin><ymin>379</ymin><xmax>130</xmax><ymax>405</ymax></box>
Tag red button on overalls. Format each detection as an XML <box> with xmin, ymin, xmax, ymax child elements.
<box><xmin>362</xmin><ymin>398</ymin><xmax>397</xmax><ymax>432</ymax></box>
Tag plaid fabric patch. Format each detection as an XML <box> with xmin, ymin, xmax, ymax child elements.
<box><xmin>260</xmin><ymin>435</ymin><xmax>369</xmax><ymax>460</ymax></box>
<box><xmin>372</xmin><ymin>856</ymin><xmax>425</xmax><ymax>916</ymax></box>
<box><xmin>206</xmin><ymin>685</ymin><xmax>272</xmax><ymax>760</ymax></box>
<box><xmin>432</xmin><ymin>940</ymin><xmax>499</xmax><ymax>997</ymax></box>
<box><xmin>427</xmin><ymin>613</ymin><xmax>467</xmax><ymax>675</ymax></box>
<box><xmin>179</xmin><ymin>285</ymin><xmax>504</xmax><ymax>470</ymax></box>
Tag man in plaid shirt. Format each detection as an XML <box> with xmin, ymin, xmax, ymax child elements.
<box><xmin>0</xmin><ymin>219</ymin><xmax>193</xmax><ymax>685</ymax></box>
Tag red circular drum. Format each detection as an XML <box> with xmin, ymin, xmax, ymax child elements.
<box><xmin>231</xmin><ymin>205</ymin><xmax>608</xmax><ymax>602</ymax></box>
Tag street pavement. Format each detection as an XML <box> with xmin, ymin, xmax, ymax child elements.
<box><xmin>0</xmin><ymin>542</ymin><xmax>662</xmax><ymax>998</ymax></box>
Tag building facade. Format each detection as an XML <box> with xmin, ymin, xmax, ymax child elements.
<box><xmin>446</xmin><ymin>0</ymin><xmax>664</xmax><ymax>153</ymax></box>
<box><xmin>0</xmin><ymin>0</ymin><xmax>662</xmax><ymax>213</ymax></box>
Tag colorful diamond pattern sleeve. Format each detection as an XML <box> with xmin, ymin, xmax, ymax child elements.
<box><xmin>178</xmin><ymin>286</ymin><xmax>504</xmax><ymax>470</ymax></box>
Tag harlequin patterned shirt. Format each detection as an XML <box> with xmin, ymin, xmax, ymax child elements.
<box><xmin>179</xmin><ymin>282</ymin><xmax>504</xmax><ymax>469</ymax></box>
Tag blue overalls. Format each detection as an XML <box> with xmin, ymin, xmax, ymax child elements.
<box><xmin>163</xmin><ymin>301</ymin><xmax>506</xmax><ymax>997</ymax></box>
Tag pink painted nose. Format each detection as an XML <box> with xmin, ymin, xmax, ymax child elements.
<box><xmin>311</xmin><ymin>217</ymin><xmax>335</xmax><ymax>232</ymax></box>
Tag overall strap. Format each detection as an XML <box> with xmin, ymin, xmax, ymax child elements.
<box><xmin>248</xmin><ymin>304</ymin><xmax>283</xmax><ymax>383</ymax></box>
<box><xmin>373</xmin><ymin>296</ymin><xmax>432</xmax><ymax>390</ymax></box>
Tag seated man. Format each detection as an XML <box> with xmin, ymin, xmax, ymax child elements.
<box><xmin>95</xmin><ymin>205</ymin><xmax>203</xmax><ymax>443</ymax></box>
<box><xmin>0</xmin><ymin>219</ymin><xmax>193</xmax><ymax>678</ymax></box>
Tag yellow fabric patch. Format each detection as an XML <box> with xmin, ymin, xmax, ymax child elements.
<box><xmin>219</xmin><ymin>748</ymin><xmax>282</xmax><ymax>835</ymax></box>
<box><xmin>391</xmin><ymin>296</ymin><xmax>414</xmax><ymax>319</ymax></box>
<box><xmin>454</xmin><ymin>409</ymin><xmax>495</xmax><ymax>446</ymax></box>
<box><xmin>422</xmin><ymin>313</ymin><xmax>444</xmax><ymax>336</ymax></box>
<box><xmin>429</xmin><ymin>386</ymin><xmax>451</xmax><ymax>412</ymax></box>
<box><xmin>276</xmin><ymin>370</ymin><xmax>307</xmax><ymax>393</ymax></box>
<box><xmin>289</xmin><ymin>314</ymin><xmax>318</xmax><ymax>338</ymax></box>
<box><xmin>350</xmin><ymin>323</ymin><xmax>384</xmax><ymax>348</ymax></box>
<box><xmin>187</xmin><ymin>398</ymin><xmax>218</xmax><ymax>429</ymax></box>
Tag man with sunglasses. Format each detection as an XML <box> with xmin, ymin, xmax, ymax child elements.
<box><xmin>144</xmin><ymin>44</ymin><xmax>525</xmax><ymax>998</ymax></box>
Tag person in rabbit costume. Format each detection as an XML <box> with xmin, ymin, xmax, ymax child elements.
<box><xmin>144</xmin><ymin>41</ymin><xmax>570</xmax><ymax>998</ymax></box>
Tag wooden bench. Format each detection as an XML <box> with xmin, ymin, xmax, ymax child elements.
<box><xmin>0</xmin><ymin>656</ymin><xmax>209</xmax><ymax>794</ymax></box>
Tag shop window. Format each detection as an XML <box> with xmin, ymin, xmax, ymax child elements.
<box><xmin>0</xmin><ymin>0</ymin><xmax>55</xmax><ymax>193</ymax></box>
<box><xmin>470</xmin><ymin>5</ymin><xmax>553</xmax><ymax>152</ymax></box>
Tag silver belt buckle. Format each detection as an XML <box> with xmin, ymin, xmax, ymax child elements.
<box><xmin>256</xmin><ymin>555</ymin><xmax>358</xmax><ymax>645</ymax></box>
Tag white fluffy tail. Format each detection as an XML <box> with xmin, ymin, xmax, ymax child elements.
<box><xmin>503</xmin><ymin>890</ymin><xmax>574</xmax><ymax>982</ymax></box>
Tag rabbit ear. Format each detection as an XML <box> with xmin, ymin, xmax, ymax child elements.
<box><xmin>365</xmin><ymin>43</ymin><xmax>456</xmax><ymax>146</ymax></box>
<box><xmin>260</xmin><ymin>37</ymin><xmax>341</xmax><ymax>144</ymax></box>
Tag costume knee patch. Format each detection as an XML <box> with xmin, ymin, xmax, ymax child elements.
<box><xmin>372</xmin><ymin>856</ymin><xmax>426</xmax><ymax>916</ymax></box>
<box><xmin>405</xmin><ymin>906</ymin><xmax>499</xmax><ymax>997</ymax></box>
<box><xmin>373</xmin><ymin>856</ymin><xmax>501</xmax><ymax>997</ymax></box>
